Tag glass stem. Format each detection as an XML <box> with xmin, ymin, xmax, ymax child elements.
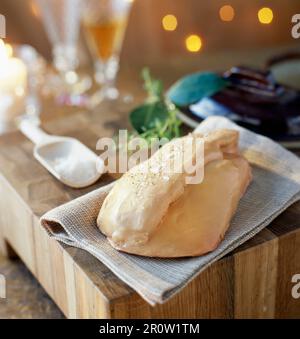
<box><xmin>95</xmin><ymin>56</ymin><xmax>120</xmax><ymax>100</ymax></box>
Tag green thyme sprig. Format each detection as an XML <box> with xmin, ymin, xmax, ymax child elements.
<box><xmin>129</xmin><ymin>68</ymin><xmax>182</xmax><ymax>145</ymax></box>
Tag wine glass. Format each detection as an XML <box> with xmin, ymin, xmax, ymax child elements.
<box><xmin>34</xmin><ymin>0</ymin><xmax>91</xmax><ymax>99</ymax></box>
<box><xmin>82</xmin><ymin>0</ymin><xmax>133</xmax><ymax>104</ymax></box>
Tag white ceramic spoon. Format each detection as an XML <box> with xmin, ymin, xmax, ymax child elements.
<box><xmin>19</xmin><ymin>119</ymin><xmax>105</xmax><ymax>188</ymax></box>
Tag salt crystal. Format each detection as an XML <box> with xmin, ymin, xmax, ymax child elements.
<box><xmin>53</xmin><ymin>155</ymin><xmax>99</xmax><ymax>185</ymax></box>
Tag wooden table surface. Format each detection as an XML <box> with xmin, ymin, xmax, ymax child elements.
<box><xmin>0</xmin><ymin>49</ymin><xmax>300</xmax><ymax>318</ymax></box>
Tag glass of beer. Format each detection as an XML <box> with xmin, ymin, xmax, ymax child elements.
<box><xmin>82</xmin><ymin>0</ymin><xmax>133</xmax><ymax>102</ymax></box>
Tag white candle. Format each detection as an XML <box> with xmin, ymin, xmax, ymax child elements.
<box><xmin>0</xmin><ymin>39</ymin><xmax>27</xmax><ymax>124</ymax></box>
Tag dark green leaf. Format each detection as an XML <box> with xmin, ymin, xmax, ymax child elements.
<box><xmin>167</xmin><ymin>72</ymin><xmax>228</xmax><ymax>106</ymax></box>
<box><xmin>129</xmin><ymin>101</ymin><xmax>169</xmax><ymax>133</ymax></box>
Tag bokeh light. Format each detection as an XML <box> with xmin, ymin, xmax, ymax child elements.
<box><xmin>219</xmin><ymin>5</ymin><xmax>235</xmax><ymax>22</ymax></box>
<box><xmin>162</xmin><ymin>14</ymin><xmax>178</xmax><ymax>31</ymax></box>
<box><xmin>185</xmin><ymin>35</ymin><xmax>202</xmax><ymax>53</ymax></box>
<box><xmin>258</xmin><ymin>7</ymin><xmax>273</xmax><ymax>24</ymax></box>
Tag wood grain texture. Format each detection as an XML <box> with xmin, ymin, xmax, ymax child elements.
<box><xmin>234</xmin><ymin>235</ymin><xmax>279</xmax><ymax>318</ymax></box>
<box><xmin>275</xmin><ymin>230</ymin><xmax>300</xmax><ymax>318</ymax></box>
<box><xmin>0</xmin><ymin>65</ymin><xmax>300</xmax><ymax>318</ymax></box>
<box><xmin>1</xmin><ymin>119</ymin><xmax>299</xmax><ymax>318</ymax></box>
<box><xmin>0</xmin><ymin>253</ymin><xmax>64</xmax><ymax>319</ymax></box>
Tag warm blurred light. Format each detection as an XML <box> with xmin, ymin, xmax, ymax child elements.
<box><xmin>0</xmin><ymin>40</ymin><xmax>13</xmax><ymax>61</ymax></box>
<box><xmin>185</xmin><ymin>35</ymin><xmax>202</xmax><ymax>53</ymax></box>
<box><xmin>0</xmin><ymin>39</ymin><xmax>9</xmax><ymax>63</ymax></box>
<box><xmin>162</xmin><ymin>14</ymin><xmax>178</xmax><ymax>31</ymax></box>
<box><xmin>258</xmin><ymin>7</ymin><xmax>273</xmax><ymax>24</ymax></box>
<box><xmin>5</xmin><ymin>43</ymin><xmax>13</xmax><ymax>58</ymax></box>
<box><xmin>65</xmin><ymin>71</ymin><xmax>78</xmax><ymax>85</ymax></box>
<box><xmin>219</xmin><ymin>5</ymin><xmax>235</xmax><ymax>22</ymax></box>
<box><xmin>0</xmin><ymin>39</ymin><xmax>6</xmax><ymax>58</ymax></box>
<box><xmin>15</xmin><ymin>86</ymin><xmax>25</xmax><ymax>97</ymax></box>
<box><xmin>30</xmin><ymin>1</ymin><xmax>40</xmax><ymax>18</ymax></box>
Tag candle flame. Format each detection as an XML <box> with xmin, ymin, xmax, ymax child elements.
<box><xmin>0</xmin><ymin>39</ymin><xmax>9</xmax><ymax>63</ymax></box>
<box><xmin>5</xmin><ymin>43</ymin><xmax>13</xmax><ymax>58</ymax></box>
<box><xmin>0</xmin><ymin>39</ymin><xmax>13</xmax><ymax>63</ymax></box>
<box><xmin>0</xmin><ymin>39</ymin><xmax>5</xmax><ymax>49</ymax></box>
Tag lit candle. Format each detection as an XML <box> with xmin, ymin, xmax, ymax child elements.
<box><xmin>0</xmin><ymin>39</ymin><xmax>27</xmax><ymax>125</ymax></box>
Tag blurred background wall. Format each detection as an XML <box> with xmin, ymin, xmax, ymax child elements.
<box><xmin>0</xmin><ymin>0</ymin><xmax>299</xmax><ymax>68</ymax></box>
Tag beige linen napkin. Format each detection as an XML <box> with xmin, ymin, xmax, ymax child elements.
<box><xmin>41</xmin><ymin>116</ymin><xmax>300</xmax><ymax>305</ymax></box>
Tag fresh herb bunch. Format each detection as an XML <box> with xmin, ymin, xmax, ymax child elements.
<box><xmin>127</xmin><ymin>67</ymin><xmax>229</xmax><ymax>146</ymax></box>
<box><xmin>129</xmin><ymin>68</ymin><xmax>182</xmax><ymax>144</ymax></box>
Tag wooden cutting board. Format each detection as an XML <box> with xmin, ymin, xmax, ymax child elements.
<box><xmin>0</xmin><ymin>100</ymin><xmax>300</xmax><ymax>318</ymax></box>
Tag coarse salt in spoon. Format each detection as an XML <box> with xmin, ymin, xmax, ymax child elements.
<box><xmin>19</xmin><ymin>119</ymin><xmax>105</xmax><ymax>188</ymax></box>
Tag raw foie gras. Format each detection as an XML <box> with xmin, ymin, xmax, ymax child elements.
<box><xmin>97</xmin><ymin>129</ymin><xmax>252</xmax><ymax>257</ymax></box>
